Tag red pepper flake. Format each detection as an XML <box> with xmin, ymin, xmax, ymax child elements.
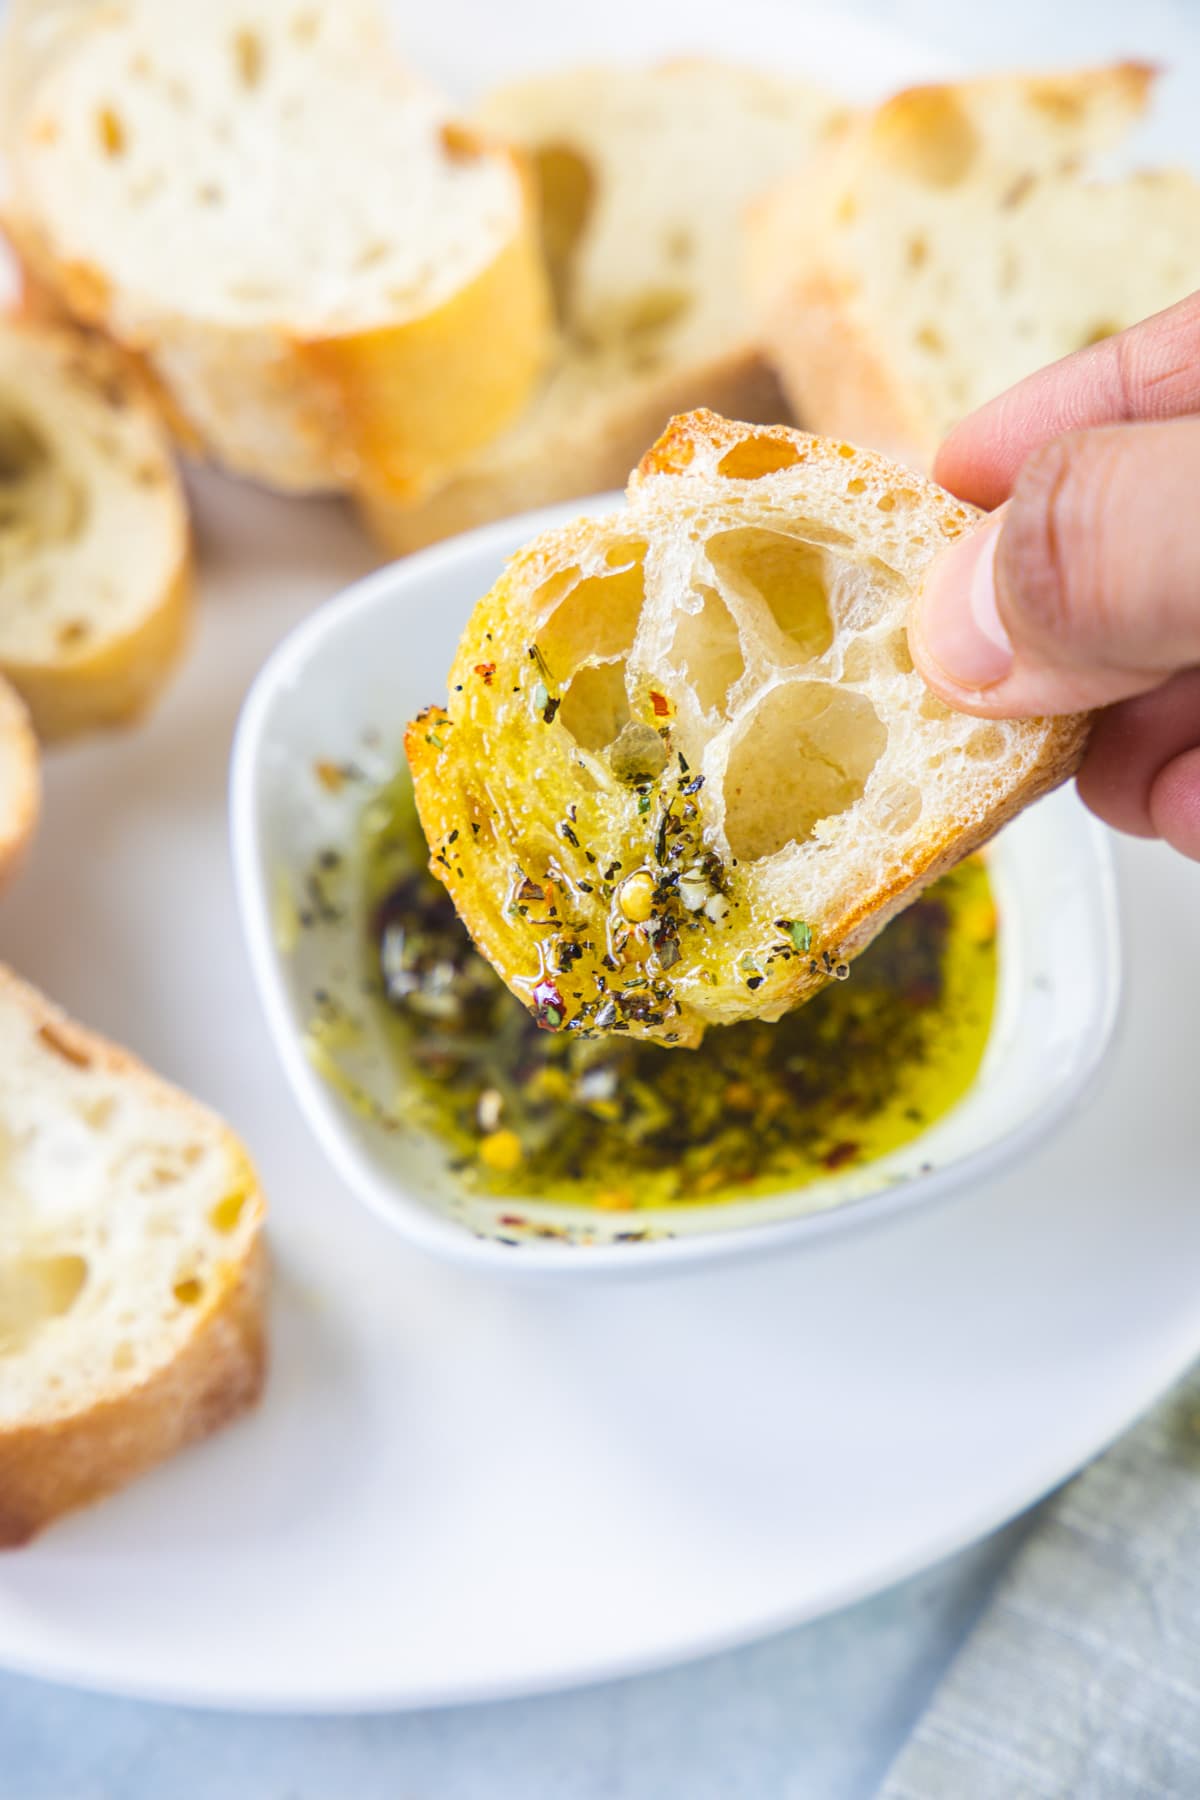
<box><xmin>314</xmin><ymin>759</ymin><xmax>345</xmax><ymax>792</ymax></box>
<box><xmin>474</xmin><ymin>661</ymin><xmax>497</xmax><ymax>686</ymax></box>
<box><xmin>499</xmin><ymin>1214</ymin><xmax>526</xmax><ymax>1227</ymax></box>
<box><xmin>649</xmin><ymin>690</ymin><xmax>672</xmax><ymax>718</ymax></box>
<box><xmin>822</xmin><ymin>1140</ymin><xmax>860</xmax><ymax>1171</ymax></box>
<box><xmin>440</xmin><ymin>121</ymin><xmax>484</xmax><ymax>161</ymax></box>
<box><xmin>532</xmin><ymin>977</ymin><xmax>566</xmax><ymax>1031</ymax></box>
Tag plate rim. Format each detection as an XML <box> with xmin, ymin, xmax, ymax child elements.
<box><xmin>3</xmin><ymin>1303</ymin><xmax>1199</xmax><ymax>1715</ymax></box>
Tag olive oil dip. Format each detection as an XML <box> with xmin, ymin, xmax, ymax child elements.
<box><xmin>362</xmin><ymin>770</ymin><xmax>998</xmax><ymax>1211</ymax></box>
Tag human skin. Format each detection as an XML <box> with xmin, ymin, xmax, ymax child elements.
<box><xmin>908</xmin><ymin>290</ymin><xmax>1200</xmax><ymax>861</ymax></box>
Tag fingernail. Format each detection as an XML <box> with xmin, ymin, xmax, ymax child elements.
<box><xmin>917</xmin><ymin>514</ymin><xmax>1013</xmax><ymax>691</ymax></box>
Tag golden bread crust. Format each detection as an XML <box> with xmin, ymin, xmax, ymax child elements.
<box><xmin>358</xmin><ymin>352</ymin><xmax>786</xmax><ymax>554</ymax></box>
<box><xmin>0</xmin><ymin>1238</ymin><xmax>265</xmax><ymax>1547</ymax></box>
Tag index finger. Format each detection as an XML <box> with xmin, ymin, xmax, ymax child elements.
<box><xmin>933</xmin><ymin>288</ymin><xmax>1200</xmax><ymax>509</ymax></box>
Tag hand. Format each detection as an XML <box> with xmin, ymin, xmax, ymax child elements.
<box><xmin>908</xmin><ymin>291</ymin><xmax>1200</xmax><ymax>859</ymax></box>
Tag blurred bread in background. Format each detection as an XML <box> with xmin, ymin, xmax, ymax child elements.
<box><xmin>0</xmin><ymin>320</ymin><xmax>189</xmax><ymax>740</ymax></box>
<box><xmin>747</xmin><ymin>64</ymin><xmax>1200</xmax><ymax>469</ymax></box>
<box><xmin>0</xmin><ymin>0</ymin><xmax>551</xmax><ymax>497</ymax></box>
<box><xmin>0</xmin><ymin>967</ymin><xmax>267</xmax><ymax>1545</ymax></box>
<box><xmin>0</xmin><ymin>676</ymin><xmax>38</xmax><ymax>887</ymax></box>
<box><xmin>360</xmin><ymin>62</ymin><xmax>844</xmax><ymax>553</ymax></box>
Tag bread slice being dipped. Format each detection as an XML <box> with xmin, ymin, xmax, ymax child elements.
<box><xmin>407</xmin><ymin>411</ymin><xmax>1086</xmax><ymax>1047</ymax></box>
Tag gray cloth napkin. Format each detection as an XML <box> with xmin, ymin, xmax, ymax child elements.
<box><xmin>879</xmin><ymin>1369</ymin><xmax>1200</xmax><ymax>1799</ymax></box>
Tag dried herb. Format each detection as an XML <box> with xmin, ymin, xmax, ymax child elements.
<box><xmin>786</xmin><ymin>920</ymin><xmax>814</xmax><ymax>953</ymax></box>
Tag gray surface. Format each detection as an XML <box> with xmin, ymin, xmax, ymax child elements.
<box><xmin>882</xmin><ymin>1376</ymin><xmax>1200</xmax><ymax>1800</ymax></box>
<box><xmin>2</xmin><ymin>2</ymin><xmax>1198</xmax><ymax>1797</ymax></box>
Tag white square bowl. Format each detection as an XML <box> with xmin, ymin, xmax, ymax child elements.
<box><xmin>231</xmin><ymin>501</ymin><xmax>1121</xmax><ymax>1278</ymax></box>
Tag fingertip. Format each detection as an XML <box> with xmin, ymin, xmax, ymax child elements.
<box><xmin>911</xmin><ymin>515</ymin><xmax>1013</xmax><ymax>696</ymax></box>
<box><xmin>933</xmin><ymin>412</ymin><xmax>1019</xmax><ymax>509</ymax></box>
<box><xmin>931</xmin><ymin>422</ymin><xmax>981</xmax><ymax>501</ymax></box>
<box><xmin>1075</xmin><ymin>757</ymin><xmax>1159</xmax><ymax>840</ymax></box>
<box><xmin>1076</xmin><ymin>670</ymin><xmax>1200</xmax><ymax>841</ymax></box>
<box><xmin>1149</xmin><ymin>745</ymin><xmax>1200</xmax><ymax>862</ymax></box>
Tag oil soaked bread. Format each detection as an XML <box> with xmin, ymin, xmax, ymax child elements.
<box><xmin>407</xmin><ymin>411</ymin><xmax>1086</xmax><ymax>1047</ymax></box>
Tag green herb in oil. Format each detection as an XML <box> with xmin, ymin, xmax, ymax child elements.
<box><xmin>361</xmin><ymin>770</ymin><xmax>998</xmax><ymax>1211</ymax></box>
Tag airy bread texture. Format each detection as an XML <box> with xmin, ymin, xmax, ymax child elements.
<box><xmin>2</xmin><ymin>0</ymin><xmax>550</xmax><ymax>495</ymax></box>
<box><xmin>361</xmin><ymin>62</ymin><xmax>843</xmax><ymax>552</ymax></box>
<box><xmin>0</xmin><ymin>319</ymin><xmax>189</xmax><ymax>739</ymax></box>
<box><xmin>408</xmin><ymin>412</ymin><xmax>1086</xmax><ymax>1048</ymax></box>
<box><xmin>0</xmin><ymin>678</ymin><xmax>39</xmax><ymax>886</ymax></box>
<box><xmin>0</xmin><ymin>969</ymin><xmax>266</xmax><ymax>1545</ymax></box>
<box><xmin>747</xmin><ymin>64</ymin><xmax>1200</xmax><ymax>469</ymax></box>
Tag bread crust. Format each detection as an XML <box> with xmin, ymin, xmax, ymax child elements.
<box><xmin>6</xmin><ymin>197</ymin><xmax>551</xmax><ymax>497</ymax></box>
<box><xmin>822</xmin><ymin>718</ymin><xmax>1088</xmax><ymax>976</ymax></box>
<box><xmin>750</xmin><ymin>256</ymin><xmax>938</xmax><ymax>470</ymax></box>
<box><xmin>0</xmin><ymin>969</ymin><xmax>267</xmax><ymax>1546</ymax></box>
<box><xmin>3</xmin><ymin>49</ymin><xmax>551</xmax><ymax>501</ymax></box>
<box><xmin>358</xmin><ymin>58</ymin><xmax>841</xmax><ymax>549</ymax></box>
<box><xmin>359</xmin><ymin>350</ymin><xmax>787</xmax><ymax>553</ymax></box>
<box><xmin>0</xmin><ymin>320</ymin><xmax>192</xmax><ymax>739</ymax></box>
<box><xmin>0</xmin><ymin>1238</ymin><xmax>266</xmax><ymax>1548</ymax></box>
<box><xmin>408</xmin><ymin>410</ymin><xmax>1089</xmax><ymax>1046</ymax></box>
<box><xmin>748</xmin><ymin>64</ymin><xmax>1163</xmax><ymax>468</ymax></box>
<box><xmin>5</xmin><ymin>557</ymin><xmax>192</xmax><ymax>743</ymax></box>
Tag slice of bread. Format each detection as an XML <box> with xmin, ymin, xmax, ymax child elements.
<box><xmin>360</xmin><ymin>62</ymin><xmax>844</xmax><ymax>553</ymax></box>
<box><xmin>0</xmin><ymin>969</ymin><xmax>266</xmax><ymax>1545</ymax></box>
<box><xmin>747</xmin><ymin>64</ymin><xmax>1200</xmax><ymax>469</ymax></box>
<box><xmin>0</xmin><ymin>677</ymin><xmax>39</xmax><ymax>886</ymax></box>
<box><xmin>1</xmin><ymin>0</ymin><xmax>550</xmax><ymax>496</ymax></box>
<box><xmin>407</xmin><ymin>411</ymin><xmax>1086</xmax><ymax>1048</ymax></box>
<box><xmin>0</xmin><ymin>319</ymin><xmax>190</xmax><ymax>740</ymax></box>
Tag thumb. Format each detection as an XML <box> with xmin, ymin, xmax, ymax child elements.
<box><xmin>910</xmin><ymin>418</ymin><xmax>1200</xmax><ymax>718</ymax></box>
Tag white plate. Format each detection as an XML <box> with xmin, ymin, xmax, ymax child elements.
<box><xmin>2</xmin><ymin>6</ymin><xmax>1200</xmax><ymax>1717</ymax></box>
<box><xmin>232</xmin><ymin>506</ymin><xmax>1119</xmax><ymax>1274</ymax></box>
<box><xmin>0</xmin><ymin>480</ymin><xmax>1198</xmax><ymax>1721</ymax></box>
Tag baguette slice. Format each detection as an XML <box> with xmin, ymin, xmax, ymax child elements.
<box><xmin>0</xmin><ymin>318</ymin><xmax>190</xmax><ymax>740</ymax></box>
<box><xmin>360</xmin><ymin>61</ymin><xmax>844</xmax><ymax>553</ymax></box>
<box><xmin>1</xmin><ymin>0</ymin><xmax>550</xmax><ymax>496</ymax></box>
<box><xmin>407</xmin><ymin>411</ymin><xmax>1086</xmax><ymax>1048</ymax></box>
<box><xmin>747</xmin><ymin>64</ymin><xmax>1200</xmax><ymax>469</ymax></box>
<box><xmin>0</xmin><ymin>677</ymin><xmax>39</xmax><ymax>886</ymax></box>
<box><xmin>0</xmin><ymin>969</ymin><xmax>266</xmax><ymax>1545</ymax></box>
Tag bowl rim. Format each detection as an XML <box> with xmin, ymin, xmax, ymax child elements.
<box><xmin>230</xmin><ymin>503</ymin><xmax>1122</xmax><ymax>1280</ymax></box>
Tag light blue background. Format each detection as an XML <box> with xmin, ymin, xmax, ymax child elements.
<box><xmin>2</xmin><ymin>2</ymin><xmax>1196</xmax><ymax>1795</ymax></box>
